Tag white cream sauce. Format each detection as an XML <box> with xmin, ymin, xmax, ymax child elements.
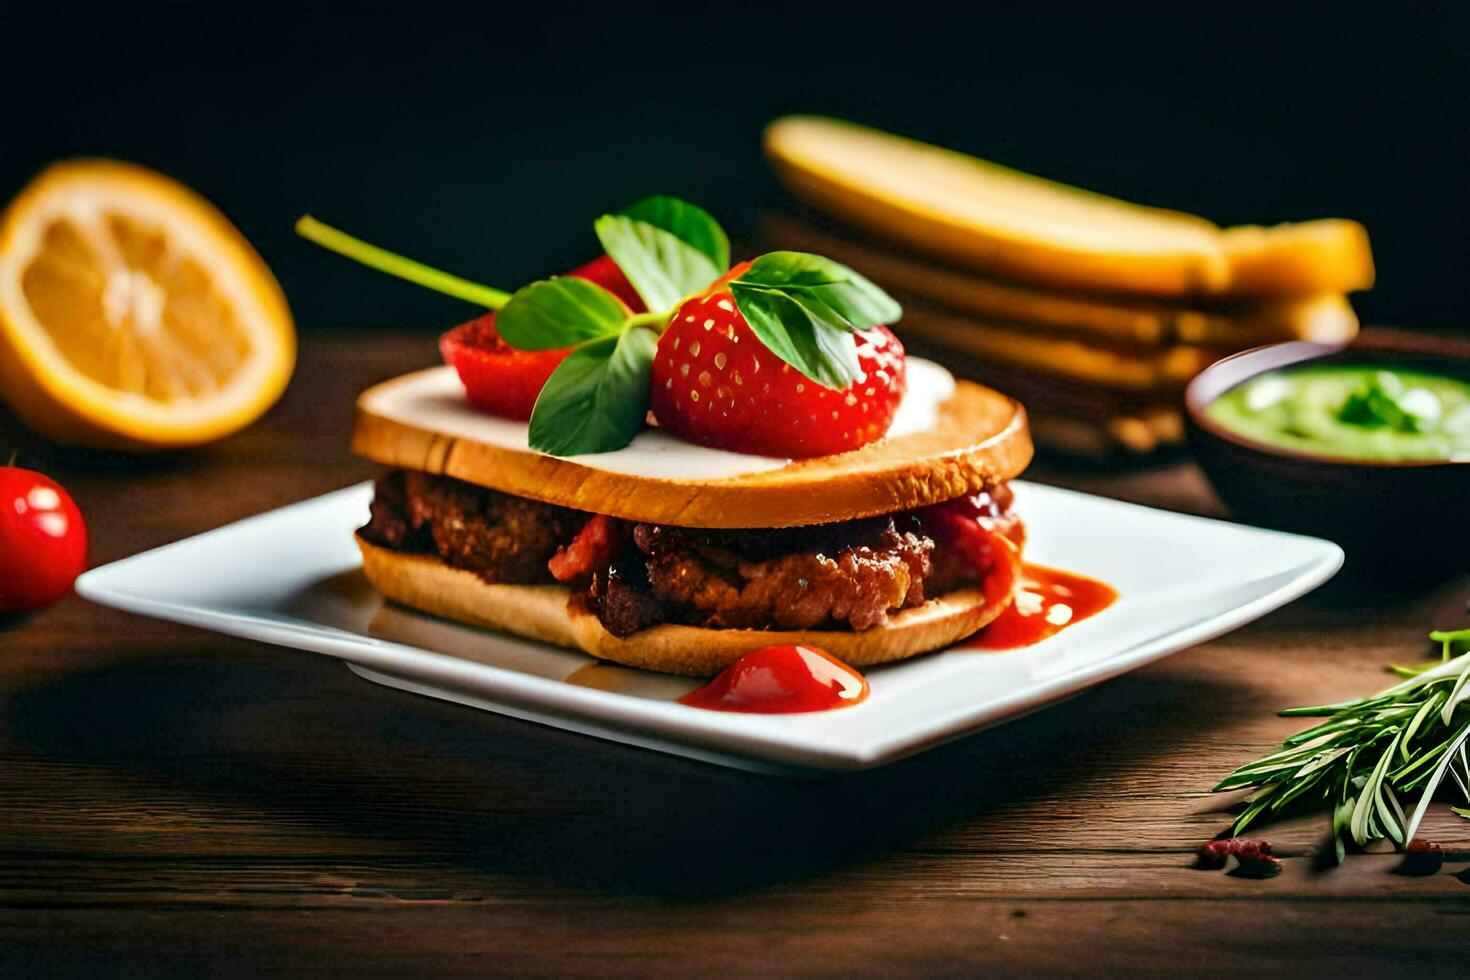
<box><xmin>363</xmin><ymin>358</ymin><xmax>956</xmax><ymax>481</ymax></box>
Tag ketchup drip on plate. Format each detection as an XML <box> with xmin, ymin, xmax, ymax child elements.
<box><xmin>970</xmin><ymin>564</ymin><xmax>1117</xmax><ymax>649</ymax></box>
<box><xmin>921</xmin><ymin>492</ymin><xmax>1116</xmax><ymax>650</ymax></box>
<box><xmin>679</xmin><ymin>645</ymin><xmax>870</xmax><ymax>714</ymax></box>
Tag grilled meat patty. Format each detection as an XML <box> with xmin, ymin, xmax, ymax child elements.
<box><xmin>361</xmin><ymin>471</ymin><xmax>1020</xmax><ymax>637</ymax></box>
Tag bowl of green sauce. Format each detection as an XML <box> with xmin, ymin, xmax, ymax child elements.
<box><xmin>1186</xmin><ymin>330</ymin><xmax>1470</xmax><ymax>585</ymax></box>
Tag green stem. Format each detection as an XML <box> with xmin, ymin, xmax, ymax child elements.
<box><xmin>295</xmin><ymin>215</ymin><xmax>511</xmax><ymax>309</ymax></box>
<box><xmin>4</xmin><ymin>449</ymin><xmax>16</xmax><ymax>468</ymax></box>
<box><xmin>626</xmin><ymin>310</ymin><xmax>673</xmax><ymax>333</ymax></box>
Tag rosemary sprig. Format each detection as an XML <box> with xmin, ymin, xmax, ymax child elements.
<box><xmin>1215</xmin><ymin>626</ymin><xmax>1470</xmax><ymax>864</ymax></box>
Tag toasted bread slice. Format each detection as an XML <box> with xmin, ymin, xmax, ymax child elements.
<box><xmin>358</xmin><ymin>536</ymin><xmax>1013</xmax><ymax>676</ymax></box>
<box><xmin>764</xmin><ymin>214</ymin><xmax>1359</xmax><ymax>349</ymax></box>
<box><xmin>896</xmin><ymin>307</ymin><xmax>1226</xmax><ymax>392</ymax></box>
<box><xmin>353</xmin><ymin>362</ymin><xmax>1032</xmax><ymax>529</ymax></box>
<box><xmin>1219</xmin><ymin>221</ymin><xmax>1376</xmax><ymax>295</ymax></box>
<box><xmin>1025</xmin><ymin>405</ymin><xmax>1184</xmax><ymax>458</ymax></box>
<box><xmin>765</xmin><ymin>116</ymin><xmax>1375</xmax><ymax>298</ymax></box>
<box><xmin>899</xmin><ymin>339</ymin><xmax>1185</xmax><ymax>458</ymax></box>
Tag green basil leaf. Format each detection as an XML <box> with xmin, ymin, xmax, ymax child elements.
<box><xmin>496</xmin><ymin>277</ymin><xmax>629</xmax><ymax>350</ymax></box>
<box><xmin>528</xmin><ymin>327</ymin><xmax>658</xmax><ymax>456</ymax></box>
<box><xmin>732</xmin><ymin>251</ymin><xmax>901</xmax><ymax>329</ymax></box>
<box><xmin>619</xmin><ymin>196</ymin><xmax>730</xmax><ymax>270</ymax></box>
<box><xmin>808</xmin><ymin>303</ymin><xmax>864</xmax><ymax>384</ymax></box>
<box><xmin>594</xmin><ymin>214</ymin><xmax>722</xmax><ymax>313</ymax></box>
<box><xmin>728</xmin><ymin>286</ymin><xmax>860</xmax><ymax>389</ymax></box>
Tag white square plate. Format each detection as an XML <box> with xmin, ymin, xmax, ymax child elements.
<box><xmin>76</xmin><ymin>482</ymin><xmax>1341</xmax><ymax>773</ymax></box>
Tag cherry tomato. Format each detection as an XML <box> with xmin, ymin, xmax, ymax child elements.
<box><xmin>440</xmin><ymin>314</ymin><xmax>570</xmax><ymax>421</ymax></box>
<box><xmin>439</xmin><ymin>253</ymin><xmax>645</xmax><ymax>421</ymax></box>
<box><xmin>0</xmin><ymin>467</ymin><xmax>88</xmax><ymax>613</ymax></box>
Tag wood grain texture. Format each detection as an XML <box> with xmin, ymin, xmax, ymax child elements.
<box><xmin>2</xmin><ymin>331</ymin><xmax>1468</xmax><ymax>976</ymax></box>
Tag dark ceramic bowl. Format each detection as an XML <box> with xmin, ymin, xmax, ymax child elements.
<box><xmin>1186</xmin><ymin>330</ymin><xmax>1470</xmax><ymax>587</ymax></box>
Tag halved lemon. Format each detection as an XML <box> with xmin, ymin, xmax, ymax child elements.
<box><xmin>0</xmin><ymin>160</ymin><xmax>294</xmax><ymax>450</ymax></box>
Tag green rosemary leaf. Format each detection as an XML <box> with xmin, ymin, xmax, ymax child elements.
<box><xmin>1402</xmin><ymin>720</ymin><xmax>1470</xmax><ymax>844</ymax></box>
<box><xmin>1215</xmin><ymin>756</ymin><xmax>1315</xmax><ymax>791</ymax></box>
<box><xmin>1274</xmin><ymin>768</ymin><xmax>1331</xmax><ymax>809</ymax></box>
<box><xmin>1241</xmin><ymin>784</ymin><xmax>1278</xmax><ymax>805</ymax></box>
<box><xmin>1295</xmin><ymin>746</ymin><xmax>1354</xmax><ymax>779</ymax></box>
<box><xmin>1451</xmin><ymin>746</ymin><xmax>1470</xmax><ymax>798</ymax></box>
<box><xmin>1386</xmin><ymin>785</ymin><xmax>1408</xmax><ymax>836</ymax></box>
<box><xmin>1350</xmin><ymin>733</ymin><xmax>1401</xmax><ymax>845</ymax></box>
<box><xmin>1439</xmin><ymin>665</ymin><xmax>1470</xmax><ymax>725</ymax></box>
<box><xmin>1284</xmin><ymin>717</ymin><xmax>1372</xmax><ymax>747</ymax></box>
<box><xmin>1395</xmin><ymin>739</ymin><xmax>1457</xmax><ymax>790</ymax></box>
<box><xmin>1373</xmin><ymin>782</ymin><xmax>1406</xmax><ymax>845</ymax></box>
<box><xmin>1332</xmin><ymin>799</ymin><xmax>1354</xmax><ymax>864</ymax></box>
<box><xmin>1215</xmin><ymin>625</ymin><xmax>1470</xmax><ymax>858</ymax></box>
<box><xmin>1279</xmin><ymin>703</ymin><xmax>1360</xmax><ymax>717</ymax></box>
<box><xmin>1401</xmin><ymin>690</ymin><xmax>1448</xmax><ymax>760</ymax></box>
<box><xmin>1232</xmin><ymin>783</ymin><xmax>1284</xmax><ymax>835</ymax></box>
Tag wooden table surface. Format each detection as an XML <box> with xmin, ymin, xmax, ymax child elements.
<box><xmin>3</xmin><ymin>332</ymin><xmax>1468</xmax><ymax>976</ymax></box>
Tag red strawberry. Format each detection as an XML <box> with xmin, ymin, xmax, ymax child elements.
<box><xmin>440</xmin><ymin>255</ymin><xmax>644</xmax><ymax>420</ymax></box>
<box><xmin>649</xmin><ymin>271</ymin><xmax>907</xmax><ymax>457</ymax></box>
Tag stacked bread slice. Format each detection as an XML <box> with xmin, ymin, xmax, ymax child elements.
<box><xmin>763</xmin><ymin>116</ymin><xmax>1375</xmax><ymax>458</ymax></box>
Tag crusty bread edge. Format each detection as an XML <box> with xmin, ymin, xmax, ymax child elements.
<box><xmin>765</xmin><ymin>117</ymin><xmax>1229</xmax><ymax>297</ymax></box>
<box><xmin>765</xmin><ymin>115</ymin><xmax>1376</xmax><ymax>299</ymax></box>
<box><xmin>352</xmin><ymin>375</ymin><xmax>1033</xmax><ymax>529</ymax></box>
<box><xmin>358</xmin><ymin>536</ymin><xmax>1011</xmax><ymax>677</ymax></box>
<box><xmin>896</xmin><ymin>308</ymin><xmax>1224</xmax><ymax>391</ymax></box>
<box><xmin>762</xmin><ymin>213</ymin><xmax>1361</xmax><ymax>348</ymax></box>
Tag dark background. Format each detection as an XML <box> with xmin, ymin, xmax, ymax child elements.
<box><xmin>7</xmin><ymin>2</ymin><xmax>1467</xmax><ymax>333</ymax></box>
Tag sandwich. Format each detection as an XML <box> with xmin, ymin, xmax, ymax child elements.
<box><xmin>299</xmin><ymin>197</ymin><xmax>1034</xmax><ymax>677</ymax></box>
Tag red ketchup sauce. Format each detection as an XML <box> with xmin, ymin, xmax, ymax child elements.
<box><xmin>678</xmin><ymin>645</ymin><xmax>870</xmax><ymax>714</ymax></box>
<box><xmin>677</xmin><ymin>499</ymin><xmax>1113</xmax><ymax>713</ymax></box>
<box><xmin>923</xmin><ymin>494</ymin><xmax>1116</xmax><ymax>650</ymax></box>
<box><xmin>970</xmin><ymin>564</ymin><xmax>1117</xmax><ymax>650</ymax></box>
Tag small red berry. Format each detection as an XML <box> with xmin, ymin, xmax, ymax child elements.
<box><xmin>0</xmin><ymin>467</ymin><xmax>88</xmax><ymax>614</ymax></box>
<box><xmin>650</xmin><ymin>276</ymin><xmax>907</xmax><ymax>458</ymax></box>
<box><xmin>1197</xmin><ymin>837</ymin><xmax>1281</xmax><ymax>877</ymax></box>
<box><xmin>1396</xmin><ymin>839</ymin><xmax>1444</xmax><ymax>877</ymax></box>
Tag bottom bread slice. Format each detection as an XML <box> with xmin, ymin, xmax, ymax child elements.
<box><xmin>357</xmin><ymin>535</ymin><xmax>1012</xmax><ymax>677</ymax></box>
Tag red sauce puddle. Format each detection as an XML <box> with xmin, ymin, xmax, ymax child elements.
<box><xmin>678</xmin><ymin>644</ymin><xmax>870</xmax><ymax>714</ymax></box>
<box><xmin>678</xmin><ymin>559</ymin><xmax>1115</xmax><ymax>714</ymax></box>
<box><xmin>968</xmin><ymin>563</ymin><xmax>1117</xmax><ymax>649</ymax></box>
